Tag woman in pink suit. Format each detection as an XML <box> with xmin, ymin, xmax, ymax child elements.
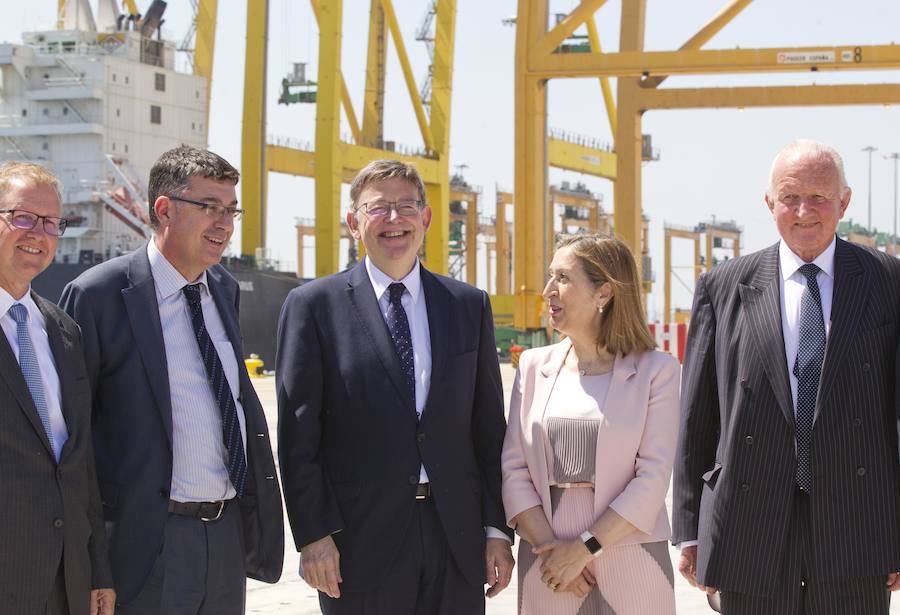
<box><xmin>502</xmin><ymin>234</ymin><xmax>679</xmax><ymax>615</ymax></box>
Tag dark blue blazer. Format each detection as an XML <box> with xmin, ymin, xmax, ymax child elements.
<box><xmin>276</xmin><ymin>261</ymin><xmax>511</xmax><ymax>591</ymax></box>
<box><xmin>59</xmin><ymin>246</ymin><xmax>284</xmax><ymax>603</ymax></box>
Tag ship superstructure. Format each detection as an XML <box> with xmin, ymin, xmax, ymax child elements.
<box><xmin>0</xmin><ymin>0</ymin><xmax>207</xmax><ymax>265</ymax></box>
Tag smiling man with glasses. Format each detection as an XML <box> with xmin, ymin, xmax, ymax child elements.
<box><xmin>60</xmin><ymin>145</ymin><xmax>284</xmax><ymax>614</ymax></box>
<box><xmin>277</xmin><ymin>159</ymin><xmax>514</xmax><ymax>615</ymax></box>
<box><xmin>0</xmin><ymin>161</ymin><xmax>114</xmax><ymax>615</ymax></box>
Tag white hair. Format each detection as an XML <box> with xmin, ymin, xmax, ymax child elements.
<box><xmin>766</xmin><ymin>139</ymin><xmax>850</xmax><ymax>199</ymax></box>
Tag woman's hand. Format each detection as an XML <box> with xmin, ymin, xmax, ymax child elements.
<box><xmin>534</xmin><ymin>539</ymin><xmax>595</xmax><ymax>591</ymax></box>
<box><xmin>559</xmin><ymin>566</ymin><xmax>596</xmax><ymax>598</ymax></box>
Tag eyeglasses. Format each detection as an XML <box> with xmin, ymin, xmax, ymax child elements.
<box><xmin>165</xmin><ymin>195</ymin><xmax>243</xmax><ymax>221</ymax></box>
<box><xmin>355</xmin><ymin>199</ymin><xmax>424</xmax><ymax>218</ymax></box>
<box><xmin>0</xmin><ymin>209</ymin><xmax>67</xmax><ymax>237</ymax></box>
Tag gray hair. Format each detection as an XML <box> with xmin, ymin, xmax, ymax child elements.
<box><xmin>0</xmin><ymin>161</ymin><xmax>63</xmax><ymax>203</ymax></box>
<box><xmin>766</xmin><ymin>139</ymin><xmax>849</xmax><ymax>199</ymax></box>
<box><xmin>349</xmin><ymin>159</ymin><xmax>426</xmax><ymax>210</ymax></box>
<box><xmin>148</xmin><ymin>145</ymin><xmax>239</xmax><ymax>230</ymax></box>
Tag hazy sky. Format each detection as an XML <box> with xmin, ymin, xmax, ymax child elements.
<box><xmin>4</xmin><ymin>0</ymin><xmax>900</xmax><ymax>319</ymax></box>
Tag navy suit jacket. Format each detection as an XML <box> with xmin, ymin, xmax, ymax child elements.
<box><xmin>276</xmin><ymin>261</ymin><xmax>511</xmax><ymax>591</ymax></box>
<box><xmin>59</xmin><ymin>246</ymin><xmax>284</xmax><ymax>603</ymax></box>
<box><xmin>0</xmin><ymin>293</ymin><xmax>112</xmax><ymax>615</ymax></box>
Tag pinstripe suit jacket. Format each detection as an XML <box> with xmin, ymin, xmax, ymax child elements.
<box><xmin>0</xmin><ymin>292</ymin><xmax>112</xmax><ymax>615</ymax></box>
<box><xmin>673</xmin><ymin>238</ymin><xmax>900</xmax><ymax>595</ymax></box>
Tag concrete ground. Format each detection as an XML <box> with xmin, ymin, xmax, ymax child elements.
<box><xmin>245</xmin><ymin>365</ymin><xmax>900</xmax><ymax>614</ymax></box>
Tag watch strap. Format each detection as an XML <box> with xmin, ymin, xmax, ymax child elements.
<box><xmin>580</xmin><ymin>530</ymin><xmax>602</xmax><ymax>556</ymax></box>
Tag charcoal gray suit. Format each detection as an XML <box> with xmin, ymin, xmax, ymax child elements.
<box><xmin>0</xmin><ymin>292</ymin><xmax>112</xmax><ymax>615</ymax></box>
<box><xmin>673</xmin><ymin>238</ymin><xmax>900</xmax><ymax>609</ymax></box>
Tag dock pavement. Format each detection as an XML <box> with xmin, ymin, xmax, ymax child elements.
<box><xmin>246</xmin><ymin>364</ymin><xmax>900</xmax><ymax>614</ymax></box>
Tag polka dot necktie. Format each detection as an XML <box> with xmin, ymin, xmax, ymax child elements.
<box><xmin>386</xmin><ymin>283</ymin><xmax>416</xmax><ymax>413</ymax></box>
<box><xmin>792</xmin><ymin>263</ymin><xmax>826</xmax><ymax>493</ymax></box>
<box><xmin>183</xmin><ymin>284</ymin><xmax>247</xmax><ymax>496</ymax></box>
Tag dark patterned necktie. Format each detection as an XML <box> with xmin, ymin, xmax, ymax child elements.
<box><xmin>183</xmin><ymin>284</ymin><xmax>247</xmax><ymax>496</ymax></box>
<box><xmin>386</xmin><ymin>283</ymin><xmax>416</xmax><ymax>410</ymax></box>
<box><xmin>792</xmin><ymin>263</ymin><xmax>826</xmax><ymax>492</ymax></box>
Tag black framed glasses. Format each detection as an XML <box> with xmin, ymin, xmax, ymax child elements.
<box><xmin>355</xmin><ymin>199</ymin><xmax>424</xmax><ymax>218</ymax></box>
<box><xmin>0</xmin><ymin>209</ymin><xmax>67</xmax><ymax>237</ymax></box>
<box><xmin>165</xmin><ymin>195</ymin><xmax>244</xmax><ymax>221</ymax></box>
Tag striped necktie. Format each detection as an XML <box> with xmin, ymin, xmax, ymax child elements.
<box><xmin>182</xmin><ymin>284</ymin><xmax>247</xmax><ymax>496</ymax></box>
<box><xmin>386</xmin><ymin>283</ymin><xmax>416</xmax><ymax>413</ymax></box>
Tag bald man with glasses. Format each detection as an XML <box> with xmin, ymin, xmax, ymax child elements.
<box><xmin>60</xmin><ymin>145</ymin><xmax>283</xmax><ymax>614</ymax></box>
<box><xmin>0</xmin><ymin>161</ymin><xmax>114</xmax><ymax>615</ymax></box>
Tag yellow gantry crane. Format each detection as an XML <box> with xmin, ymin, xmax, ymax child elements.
<box><xmin>514</xmin><ymin>0</ymin><xmax>900</xmax><ymax>329</ymax></box>
<box><xmin>241</xmin><ymin>0</ymin><xmax>456</xmax><ymax>276</ymax></box>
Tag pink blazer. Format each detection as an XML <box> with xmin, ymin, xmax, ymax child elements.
<box><xmin>501</xmin><ymin>338</ymin><xmax>681</xmax><ymax>545</ymax></box>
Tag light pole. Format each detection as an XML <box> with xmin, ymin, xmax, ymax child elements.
<box><xmin>888</xmin><ymin>153</ymin><xmax>900</xmax><ymax>256</ymax></box>
<box><xmin>862</xmin><ymin>146</ymin><xmax>878</xmax><ymax>232</ymax></box>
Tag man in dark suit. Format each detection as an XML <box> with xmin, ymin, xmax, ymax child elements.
<box><xmin>60</xmin><ymin>146</ymin><xmax>283</xmax><ymax>614</ymax></box>
<box><xmin>673</xmin><ymin>139</ymin><xmax>900</xmax><ymax>613</ymax></box>
<box><xmin>277</xmin><ymin>159</ymin><xmax>514</xmax><ymax>614</ymax></box>
<box><xmin>0</xmin><ymin>162</ymin><xmax>114</xmax><ymax>615</ymax></box>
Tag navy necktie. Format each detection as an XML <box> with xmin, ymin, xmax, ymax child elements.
<box><xmin>386</xmin><ymin>283</ymin><xmax>416</xmax><ymax>411</ymax></box>
<box><xmin>8</xmin><ymin>303</ymin><xmax>56</xmax><ymax>455</ymax></box>
<box><xmin>792</xmin><ymin>263</ymin><xmax>826</xmax><ymax>492</ymax></box>
<box><xmin>182</xmin><ymin>284</ymin><xmax>247</xmax><ymax>496</ymax></box>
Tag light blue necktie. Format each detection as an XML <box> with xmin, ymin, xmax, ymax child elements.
<box><xmin>8</xmin><ymin>303</ymin><xmax>55</xmax><ymax>452</ymax></box>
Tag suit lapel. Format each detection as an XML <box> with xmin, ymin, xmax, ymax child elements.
<box><xmin>0</xmin><ymin>314</ymin><xmax>54</xmax><ymax>456</ymax></box>
<box><xmin>207</xmin><ymin>268</ymin><xmax>244</xmax><ymax>364</ymax></box>
<box><xmin>346</xmin><ymin>262</ymin><xmax>418</xmax><ymax>420</ymax></box>
<box><xmin>740</xmin><ymin>244</ymin><xmax>794</xmax><ymax>426</ymax></box>
<box><xmin>33</xmin><ymin>293</ymin><xmax>76</xmax><ymax>459</ymax></box>
<box><xmin>817</xmin><ymin>238</ymin><xmax>867</xmax><ymax>421</ymax></box>
<box><xmin>121</xmin><ymin>247</ymin><xmax>174</xmax><ymax>445</ymax></box>
<box><xmin>536</xmin><ymin>339</ymin><xmax>571</xmax><ymax>423</ymax></box>
<box><xmin>421</xmin><ymin>267</ymin><xmax>449</xmax><ymax>408</ymax></box>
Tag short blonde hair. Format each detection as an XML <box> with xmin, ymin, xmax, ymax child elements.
<box><xmin>349</xmin><ymin>159</ymin><xmax>426</xmax><ymax>210</ymax></box>
<box><xmin>556</xmin><ymin>234</ymin><xmax>656</xmax><ymax>356</ymax></box>
<box><xmin>0</xmin><ymin>161</ymin><xmax>63</xmax><ymax>203</ymax></box>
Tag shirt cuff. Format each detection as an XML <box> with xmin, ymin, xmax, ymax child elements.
<box><xmin>485</xmin><ymin>526</ymin><xmax>512</xmax><ymax>542</ymax></box>
<box><xmin>677</xmin><ymin>540</ymin><xmax>699</xmax><ymax>550</ymax></box>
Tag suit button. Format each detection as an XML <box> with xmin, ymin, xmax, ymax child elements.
<box><xmin>159</xmin><ymin>489</ymin><xmax>168</xmax><ymax>498</ymax></box>
<box><xmin>417</xmin><ymin>432</ymin><xmax>426</xmax><ymax>443</ymax></box>
<box><xmin>853</xmin><ymin>417</ymin><xmax>862</xmax><ymax>427</ymax></box>
<box><xmin>862</xmin><ymin>363</ymin><xmax>871</xmax><ymax>372</ymax></box>
<box><xmin>56</xmin><ymin>468</ymin><xmax>63</xmax><ymax>479</ymax></box>
<box><xmin>408</xmin><ymin>475</ymin><xmax>418</xmax><ymax>485</ymax></box>
<box><xmin>857</xmin><ymin>466</ymin><xmax>867</xmax><ymax>477</ymax></box>
<box><xmin>741</xmin><ymin>483</ymin><xmax>750</xmax><ymax>492</ymax></box>
<box><xmin>744</xmin><ymin>435</ymin><xmax>754</xmax><ymax>446</ymax></box>
<box><xmin>741</xmin><ymin>378</ymin><xmax>750</xmax><ymax>391</ymax></box>
<box><xmin>53</xmin><ymin>518</ymin><xmax>64</xmax><ymax>529</ymax></box>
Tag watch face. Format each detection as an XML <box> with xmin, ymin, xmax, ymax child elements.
<box><xmin>584</xmin><ymin>536</ymin><xmax>602</xmax><ymax>555</ymax></box>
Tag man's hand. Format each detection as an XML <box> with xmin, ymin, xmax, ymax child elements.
<box><xmin>90</xmin><ymin>588</ymin><xmax>116</xmax><ymax>615</ymax></box>
<box><xmin>301</xmin><ymin>535</ymin><xmax>342</xmax><ymax>599</ymax></box>
<box><xmin>886</xmin><ymin>572</ymin><xmax>900</xmax><ymax>591</ymax></box>
<box><xmin>535</xmin><ymin>539</ymin><xmax>594</xmax><ymax>591</ymax></box>
<box><xmin>485</xmin><ymin>538</ymin><xmax>514</xmax><ymax>598</ymax></box>
<box><xmin>678</xmin><ymin>545</ymin><xmax>716</xmax><ymax>595</ymax></box>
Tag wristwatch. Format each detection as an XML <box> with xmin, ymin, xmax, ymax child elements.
<box><xmin>580</xmin><ymin>530</ymin><xmax>602</xmax><ymax>557</ymax></box>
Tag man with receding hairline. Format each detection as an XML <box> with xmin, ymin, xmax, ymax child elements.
<box><xmin>60</xmin><ymin>145</ymin><xmax>283</xmax><ymax>614</ymax></box>
<box><xmin>674</xmin><ymin>140</ymin><xmax>900</xmax><ymax>613</ymax></box>
<box><xmin>277</xmin><ymin>159</ymin><xmax>514</xmax><ymax>615</ymax></box>
<box><xmin>0</xmin><ymin>161</ymin><xmax>114</xmax><ymax>615</ymax></box>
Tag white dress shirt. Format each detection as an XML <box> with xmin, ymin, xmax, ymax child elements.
<box><xmin>364</xmin><ymin>257</ymin><xmax>508</xmax><ymax>541</ymax></box>
<box><xmin>148</xmin><ymin>240</ymin><xmax>247</xmax><ymax>502</ymax></box>
<box><xmin>778</xmin><ymin>237</ymin><xmax>835</xmax><ymax>412</ymax></box>
<box><xmin>0</xmin><ymin>287</ymin><xmax>69</xmax><ymax>461</ymax></box>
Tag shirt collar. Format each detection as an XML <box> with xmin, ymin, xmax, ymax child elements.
<box><xmin>147</xmin><ymin>240</ymin><xmax>209</xmax><ymax>300</ymax></box>
<box><xmin>0</xmin><ymin>285</ymin><xmax>40</xmax><ymax>323</ymax></box>
<box><xmin>364</xmin><ymin>256</ymin><xmax>422</xmax><ymax>305</ymax></box>
<box><xmin>779</xmin><ymin>236</ymin><xmax>836</xmax><ymax>282</ymax></box>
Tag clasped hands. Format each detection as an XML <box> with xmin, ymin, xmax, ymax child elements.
<box><xmin>534</xmin><ymin>538</ymin><xmax>596</xmax><ymax>598</ymax></box>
